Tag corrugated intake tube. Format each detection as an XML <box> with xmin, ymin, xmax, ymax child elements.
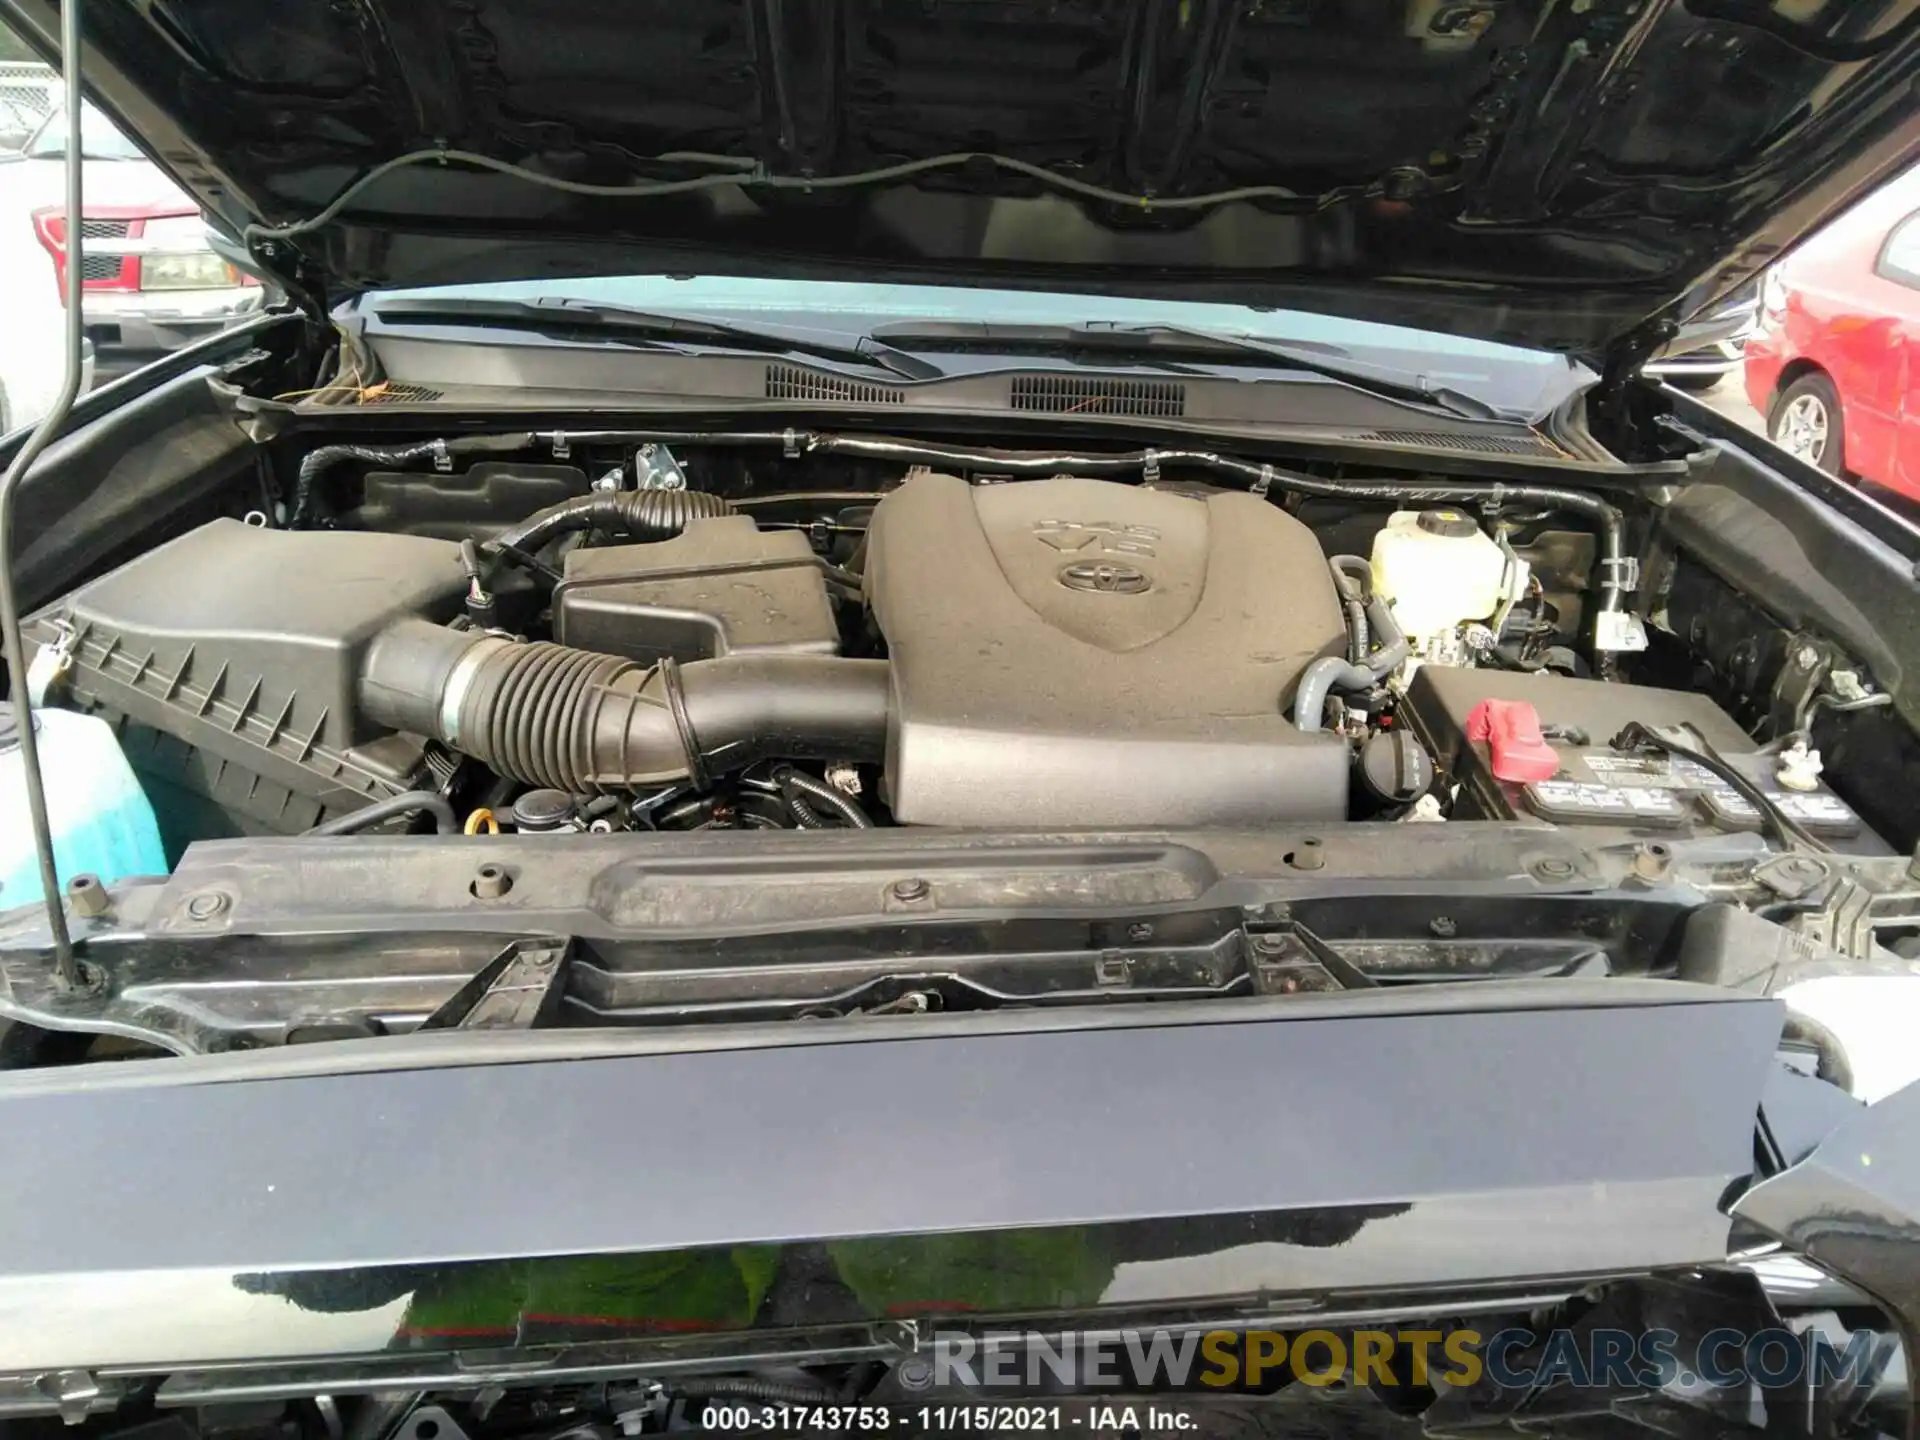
<box><xmin>491</xmin><ymin>489</ymin><xmax>736</xmax><ymax>561</ymax></box>
<box><xmin>360</xmin><ymin>619</ymin><xmax>888</xmax><ymax>792</ymax></box>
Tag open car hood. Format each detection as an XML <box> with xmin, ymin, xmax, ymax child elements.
<box><xmin>5</xmin><ymin>0</ymin><xmax>1920</xmax><ymax>363</ymax></box>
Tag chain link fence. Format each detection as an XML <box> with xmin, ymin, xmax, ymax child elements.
<box><xmin>0</xmin><ymin>60</ymin><xmax>55</xmax><ymax>152</ymax></box>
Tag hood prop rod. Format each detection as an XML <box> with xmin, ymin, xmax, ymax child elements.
<box><xmin>0</xmin><ymin>0</ymin><xmax>90</xmax><ymax>989</ymax></box>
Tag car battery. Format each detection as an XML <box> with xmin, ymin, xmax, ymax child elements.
<box><xmin>1397</xmin><ymin>667</ymin><xmax>1888</xmax><ymax>853</ymax></box>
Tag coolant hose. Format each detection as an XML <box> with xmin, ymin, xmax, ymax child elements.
<box><xmin>1298</xmin><ymin>556</ymin><xmax>1411</xmax><ymax>731</ymax></box>
<box><xmin>1325</xmin><ymin>555</ymin><xmax>1411</xmax><ymax>677</ymax></box>
<box><xmin>1342</xmin><ymin>597</ymin><xmax>1368</xmax><ymax>665</ymax></box>
<box><xmin>307</xmin><ymin>790</ymin><xmax>458</xmax><ymax>835</ymax></box>
<box><xmin>1329</xmin><ymin>554</ymin><xmax>1374</xmax><ymax>597</ymax></box>
<box><xmin>1293</xmin><ymin>657</ymin><xmax>1378</xmax><ymax>733</ymax></box>
<box><xmin>360</xmin><ymin>619</ymin><xmax>888</xmax><ymax>793</ymax></box>
<box><xmin>1328</xmin><ymin>555</ymin><xmax>1381</xmax><ymax>667</ymax></box>
<box><xmin>1781</xmin><ymin>1011</ymin><xmax>1854</xmax><ymax>1095</ymax></box>
<box><xmin>491</xmin><ymin>489</ymin><xmax>735</xmax><ymax>565</ymax></box>
<box><xmin>1361</xmin><ymin>592</ymin><xmax>1410</xmax><ymax>675</ymax></box>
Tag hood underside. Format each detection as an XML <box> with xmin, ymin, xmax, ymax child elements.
<box><xmin>6</xmin><ymin>0</ymin><xmax>1920</xmax><ymax>358</ymax></box>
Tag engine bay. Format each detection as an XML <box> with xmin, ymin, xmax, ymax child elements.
<box><xmin>20</xmin><ymin>428</ymin><xmax>1891</xmax><ymax>852</ymax></box>
<box><xmin>4</xmin><ymin>412</ymin><xmax>1919</xmax><ymax>1063</ymax></box>
<box><xmin>4</xmin><ymin>407</ymin><xmax>1918</xmax><ymax>1435</ymax></box>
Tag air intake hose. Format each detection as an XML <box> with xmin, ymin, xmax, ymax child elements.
<box><xmin>492</xmin><ymin>489</ymin><xmax>736</xmax><ymax>561</ymax></box>
<box><xmin>360</xmin><ymin>619</ymin><xmax>888</xmax><ymax>792</ymax></box>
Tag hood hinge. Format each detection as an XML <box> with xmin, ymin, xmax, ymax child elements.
<box><xmin>1592</xmin><ymin>316</ymin><xmax>1678</xmax><ymax>451</ymax></box>
<box><xmin>247</xmin><ymin>237</ymin><xmax>333</xmax><ymax>353</ymax></box>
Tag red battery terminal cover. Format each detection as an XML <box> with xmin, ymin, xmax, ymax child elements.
<box><xmin>1464</xmin><ymin>699</ymin><xmax>1561</xmax><ymax>783</ymax></box>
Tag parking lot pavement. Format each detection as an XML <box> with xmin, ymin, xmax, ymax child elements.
<box><xmin>1697</xmin><ymin>375</ymin><xmax>1765</xmax><ymax>436</ymax></box>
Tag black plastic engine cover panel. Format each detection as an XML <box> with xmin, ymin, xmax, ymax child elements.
<box><xmin>866</xmin><ymin>473</ymin><xmax>1349</xmax><ymax>826</ymax></box>
<box><xmin>553</xmin><ymin>514</ymin><xmax>839</xmax><ymax>665</ymax></box>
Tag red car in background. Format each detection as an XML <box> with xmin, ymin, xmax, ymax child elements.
<box><xmin>1745</xmin><ymin>165</ymin><xmax>1920</xmax><ymax>498</ymax></box>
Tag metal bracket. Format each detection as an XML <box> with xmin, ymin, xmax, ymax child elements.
<box><xmin>391</xmin><ymin>1406</ymin><xmax>472</xmax><ymax>1440</ymax></box>
<box><xmin>1246</xmin><ymin>925</ymin><xmax>1374</xmax><ymax>994</ymax></box>
<box><xmin>1594</xmin><ymin>609</ymin><xmax>1650</xmax><ymax>653</ymax></box>
<box><xmin>1142</xmin><ymin>449</ymin><xmax>1162</xmax><ymax>483</ymax></box>
<box><xmin>1251</xmin><ymin>464</ymin><xmax>1275</xmax><ymax>499</ymax></box>
<box><xmin>417</xmin><ymin>938</ymin><xmax>572</xmax><ymax>1030</ymax></box>
<box><xmin>1770</xmin><ymin>633</ymin><xmax>1834</xmax><ymax>736</ymax></box>
<box><xmin>1598</xmin><ymin>554</ymin><xmax>1641</xmax><ymax>592</ymax></box>
<box><xmin>551</xmin><ymin>430</ymin><xmax>571</xmax><ymax>459</ymax></box>
<box><xmin>632</xmin><ymin>442</ymin><xmax>688</xmax><ymax>491</ymax></box>
<box><xmin>430</xmin><ymin>438</ymin><xmax>452</xmax><ymax>473</ymax></box>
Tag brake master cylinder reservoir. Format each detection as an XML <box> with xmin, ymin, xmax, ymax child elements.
<box><xmin>1370</xmin><ymin>508</ymin><xmax>1524</xmax><ymax>642</ymax></box>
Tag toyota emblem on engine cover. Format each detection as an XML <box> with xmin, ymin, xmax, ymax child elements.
<box><xmin>1059</xmin><ymin>561</ymin><xmax>1151</xmax><ymax>594</ymax></box>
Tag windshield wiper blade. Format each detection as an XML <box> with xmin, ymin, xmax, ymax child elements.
<box><xmin>371</xmin><ymin>296</ymin><xmax>943</xmax><ymax>382</ymax></box>
<box><xmin>867</xmin><ymin>319</ymin><xmax>1502</xmax><ymax>420</ymax></box>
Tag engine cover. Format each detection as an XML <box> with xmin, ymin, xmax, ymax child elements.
<box><xmin>865</xmin><ymin>472</ymin><xmax>1350</xmax><ymax>827</ymax></box>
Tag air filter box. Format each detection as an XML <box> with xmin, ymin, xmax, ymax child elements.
<box><xmin>26</xmin><ymin>520</ymin><xmax>468</xmax><ymax>830</ymax></box>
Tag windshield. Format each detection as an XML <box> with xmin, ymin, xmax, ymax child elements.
<box><xmin>25</xmin><ymin>102</ymin><xmax>144</xmax><ymax>160</ymax></box>
<box><xmin>370</xmin><ymin>275</ymin><xmax>1596</xmax><ymax>418</ymax></box>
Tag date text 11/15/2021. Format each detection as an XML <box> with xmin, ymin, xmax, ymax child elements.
<box><xmin>697</xmin><ymin>1405</ymin><xmax>1199</xmax><ymax>1432</ymax></box>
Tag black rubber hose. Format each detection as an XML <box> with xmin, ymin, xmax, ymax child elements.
<box><xmin>1330</xmin><ymin>554</ymin><xmax>1374</xmax><ymax>599</ymax></box>
<box><xmin>782</xmin><ymin>789</ymin><xmax>829</xmax><ymax>828</ymax></box>
<box><xmin>1296</xmin><ymin>557</ymin><xmax>1412</xmax><ymax>731</ymax></box>
<box><xmin>307</xmin><ymin>791</ymin><xmax>458</xmax><ymax>835</ymax></box>
<box><xmin>291</xmin><ymin>433</ymin><xmax>537</xmax><ymax>527</ymax></box>
<box><xmin>773</xmin><ymin>765</ymin><xmax>873</xmax><ymax>828</ymax></box>
<box><xmin>359</xmin><ymin>620</ymin><xmax>889</xmax><ymax>793</ymax></box>
<box><xmin>401</xmin><ymin>428</ymin><xmax>1629</xmax><ymax>621</ymax></box>
<box><xmin>550</xmin><ymin>431</ymin><xmax>1631</xmax><ymax>621</ymax></box>
<box><xmin>1780</xmin><ymin>1011</ymin><xmax>1854</xmax><ymax>1095</ymax></box>
<box><xmin>1321</xmin><ymin>557</ymin><xmax>1409</xmax><ymax>681</ymax></box>
<box><xmin>1361</xmin><ymin>591</ymin><xmax>1410</xmax><ymax>674</ymax></box>
<box><xmin>1343</xmin><ymin>599</ymin><xmax>1368</xmax><ymax>665</ymax></box>
<box><xmin>1492</xmin><ymin>639</ymin><xmax>1549</xmax><ymax>672</ymax></box>
<box><xmin>490</xmin><ymin>489</ymin><xmax>735</xmax><ymax>565</ymax></box>
<box><xmin>792</xmin><ymin>436</ymin><xmax>1627</xmax><ymax>589</ymax></box>
<box><xmin>1328</xmin><ymin>556</ymin><xmax>1374</xmax><ymax>665</ymax></box>
<box><xmin>1294</xmin><ymin>657</ymin><xmax>1376</xmax><ymax>732</ymax></box>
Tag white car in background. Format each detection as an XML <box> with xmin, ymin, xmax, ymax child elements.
<box><xmin>0</xmin><ymin>280</ymin><xmax>88</xmax><ymax>435</ymax></box>
<box><xmin>0</xmin><ymin>100</ymin><xmax>258</xmax><ymax>426</ymax></box>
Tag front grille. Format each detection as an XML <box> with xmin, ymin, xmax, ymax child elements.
<box><xmin>78</xmin><ymin>218</ymin><xmax>132</xmax><ymax>240</ymax></box>
<box><xmin>1009</xmin><ymin>374</ymin><xmax>1186</xmax><ymax>417</ymax></box>
<box><xmin>765</xmin><ymin>363</ymin><xmax>903</xmax><ymax>405</ymax></box>
<box><xmin>78</xmin><ymin>254</ymin><xmax>123</xmax><ymax>281</ymax></box>
<box><xmin>1361</xmin><ymin>429</ymin><xmax>1562</xmax><ymax>457</ymax></box>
